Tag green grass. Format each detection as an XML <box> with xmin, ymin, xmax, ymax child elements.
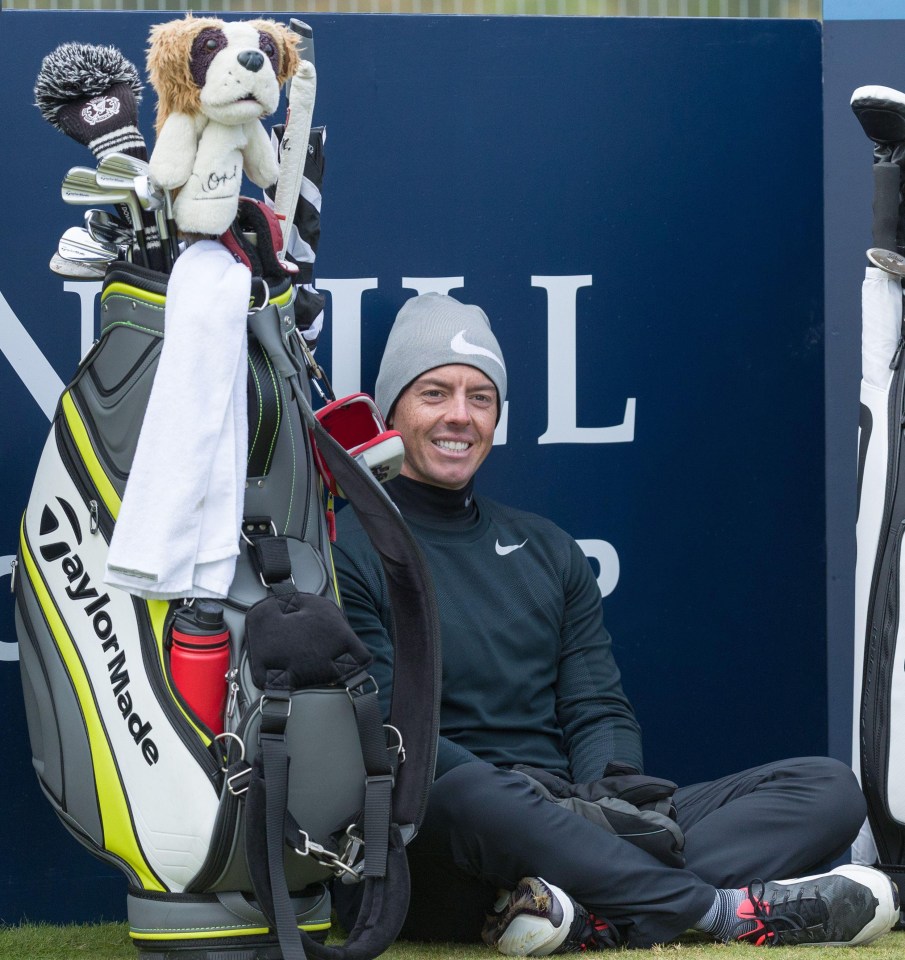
<box><xmin>0</xmin><ymin>926</ymin><xmax>903</xmax><ymax>960</ymax></box>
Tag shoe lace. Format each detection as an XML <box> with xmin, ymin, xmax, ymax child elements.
<box><xmin>743</xmin><ymin>878</ymin><xmax>835</xmax><ymax>946</ymax></box>
<box><xmin>576</xmin><ymin>914</ymin><xmax>620</xmax><ymax>951</ymax></box>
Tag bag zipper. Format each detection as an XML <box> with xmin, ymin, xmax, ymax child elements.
<box><xmin>184</xmin><ymin>699</ymin><xmax>263</xmax><ymax>893</ymax></box>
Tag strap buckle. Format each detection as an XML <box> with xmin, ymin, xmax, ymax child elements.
<box><xmin>340</xmin><ymin>825</ymin><xmax>365</xmax><ymax>869</ymax></box>
<box><xmin>226</xmin><ymin>763</ymin><xmax>252</xmax><ymax>796</ymax></box>
<box><xmin>249</xmin><ymin>278</ymin><xmax>270</xmax><ymax>313</ymax></box>
<box><xmin>261</xmin><ymin>693</ymin><xmax>292</xmax><ymax>721</ymax></box>
<box><xmin>241</xmin><ymin>520</ymin><xmax>296</xmax><ymax>589</ymax></box>
<box><xmin>346</xmin><ymin>672</ymin><xmax>379</xmax><ymax>700</ymax></box>
<box><xmin>384</xmin><ymin>724</ymin><xmax>406</xmax><ymax>764</ymax></box>
<box><xmin>214</xmin><ymin>731</ymin><xmax>247</xmax><ymax>773</ymax></box>
<box><xmin>292</xmin><ymin>830</ymin><xmax>360</xmax><ymax>880</ymax></box>
<box><xmin>241</xmin><ymin>519</ymin><xmax>278</xmax><ymax>544</ymax></box>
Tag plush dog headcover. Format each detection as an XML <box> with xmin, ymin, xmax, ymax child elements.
<box><xmin>146</xmin><ymin>16</ymin><xmax>300</xmax><ymax>237</ymax></box>
<box><xmin>147</xmin><ymin>15</ymin><xmax>298</xmax><ymax>131</ymax></box>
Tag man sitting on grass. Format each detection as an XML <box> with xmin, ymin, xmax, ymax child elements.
<box><xmin>333</xmin><ymin>293</ymin><xmax>898</xmax><ymax>953</ymax></box>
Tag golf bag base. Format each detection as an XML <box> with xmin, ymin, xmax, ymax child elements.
<box><xmin>127</xmin><ymin>885</ymin><xmax>330</xmax><ymax>959</ymax></box>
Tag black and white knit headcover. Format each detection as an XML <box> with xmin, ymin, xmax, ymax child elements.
<box><xmin>34</xmin><ymin>43</ymin><xmax>147</xmax><ymax>160</ymax></box>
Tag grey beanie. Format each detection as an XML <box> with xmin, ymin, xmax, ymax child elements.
<box><xmin>375</xmin><ymin>293</ymin><xmax>508</xmax><ymax>421</ymax></box>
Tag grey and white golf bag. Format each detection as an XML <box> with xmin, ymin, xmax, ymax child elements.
<box><xmin>13</xmin><ymin>239</ymin><xmax>440</xmax><ymax>960</ymax></box>
<box><xmin>851</xmin><ymin>85</ymin><xmax>905</xmax><ymax>896</ymax></box>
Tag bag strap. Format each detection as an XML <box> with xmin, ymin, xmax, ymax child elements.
<box><xmin>346</xmin><ymin>670</ymin><xmax>395</xmax><ymax>878</ymax></box>
<box><xmin>244</xmin><ymin>680</ymin><xmax>413</xmax><ymax>960</ymax></box>
<box><xmin>304</xmin><ymin>405</ymin><xmax>442</xmax><ymax>832</ymax></box>
<box><xmin>260</xmin><ymin>690</ymin><xmax>305</xmax><ymax>960</ymax></box>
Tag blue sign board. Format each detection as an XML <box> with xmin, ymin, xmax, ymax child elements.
<box><xmin>0</xmin><ymin>11</ymin><xmax>823</xmax><ymax>921</ymax></box>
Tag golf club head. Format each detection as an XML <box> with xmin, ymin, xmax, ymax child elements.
<box><xmin>134</xmin><ymin>175</ymin><xmax>164</xmax><ymax>212</ymax></box>
<box><xmin>96</xmin><ymin>155</ymin><xmax>155</xmax><ymax>226</ymax></box>
<box><xmin>62</xmin><ymin>167</ymin><xmax>130</xmax><ymax>208</ymax></box>
<box><xmin>63</xmin><ymin>166</ymin><xmax>150</xmax><ymax>268</ymax></box>
<box><xmin>59</xmin><ymin>226</ymin><xmax>118</xmax><ymax>264</ymax></box>
<box><xmin>84</xmin><ymin>208</ymin><xmax>133</xmax><ymax>246</ymax></box>
<box><xmin>96</xmin><ymin>151</ymin><xmax>149</xmax><ymax>185</ymax></box>
<box><xmin>49</xmin><ymin>251</ymin><xmax>107</xmax><ymax>280</ymax></box>
<box><xmin>867</xmin><ymin>247</ymin><xmax>905</xmax><ymax>277</ymax></box>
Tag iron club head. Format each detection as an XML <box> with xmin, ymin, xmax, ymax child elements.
<box><xmin>84</xmin><ymin>208</ymin><xmax>133</xmax><ymax>246</ymax></box>
<box><xmin>58</xmin><ymin>226</ymin><xmax>118</xmax><ymax>264</ymax></box>
<box><xmin>49</xmin><ymin>251</ymin><xmax>107</xmax><ymax>280</ymax></box>
<box><xmin>63</xmin><ymin>166</ymin><xmax>149</xmax><ymax>267</ymax></box>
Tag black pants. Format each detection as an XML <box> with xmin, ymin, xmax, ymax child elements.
<box><xmin>336</xmin><ymin>756</ymin><xmax>865</xmax><ymax>949</ymax></box>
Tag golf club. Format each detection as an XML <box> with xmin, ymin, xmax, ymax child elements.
<box><xmin>272</xmin><ymin>22</ymin><xmax>317</xmax><ymax>258</ymax></box>
<box><xmin>98</xmin><ymin>153</ymin><xmax>175</xmax><ymax>268</ymax></box>
<box><xmin>49</xmin><ymin>251</ymin><xmax>107</xmax><ymax>280</ymax></box>
<box><xmin>134</xmin><ymin>174</ymin><xmax>174</xmax><ymax>270</ymax></box>
<box><xmin>62</xmin><ymin>166</ymin><xmax>149</xmax><ymax>267</ymax></box>
<box><xmin>84</xmin><ymin>208</ymin><xmax>133</xmax><ymax>248</ymax></box>
<box><xmin>58</xmin><ymin>226</ymin><xmax>119</xmax><ymax>265</ymax></box>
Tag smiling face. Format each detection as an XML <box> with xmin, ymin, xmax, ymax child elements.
<box><xmin>388</xmin><ymin>365</ymin><xmax>498</xmax><ymax>490</ymax></box>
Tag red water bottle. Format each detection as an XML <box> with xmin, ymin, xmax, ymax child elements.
<box><xmin>169</xmin><ymin>601</ymin><xmax>231</xmax><ymax>735</ymax></box>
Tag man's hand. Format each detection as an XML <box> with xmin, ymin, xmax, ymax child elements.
<box><xmin>512</xmin><ymin>764</ymin><xmax>685</xmax><ymax>867</ymax></box>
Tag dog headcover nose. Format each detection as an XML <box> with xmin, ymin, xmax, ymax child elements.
<box><xmin>238</xmin><ymin>49</ymin><xmax>265</xmax><ymax>72</ymax></box>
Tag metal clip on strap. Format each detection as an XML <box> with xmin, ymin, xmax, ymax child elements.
<box><xmin>291</xmin><ymin>829</ymin><xmax>360</xmax><ymax>880</ymax></box>
<box><xmin>249</xmin><ymin>278</ymin><xmax>270</xmax><ymax>313</ymax></box>
<box><xmin>227</xmin><ymin>761</ymin><xmax>252</xmax><ymax>796</ymax></box>
<box><xmin>260</xmin><ymin>690</ymin><xmax>292</xmax><ymax>737</ymax></box>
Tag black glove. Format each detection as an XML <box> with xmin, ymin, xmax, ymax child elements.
<box><xmin>512</xmin><ymin>764</ymin><xmax>685</xmax><ymax>868</ymax></box>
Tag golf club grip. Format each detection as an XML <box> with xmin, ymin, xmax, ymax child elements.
<box><xmin>874</xmin><ymin>162</ymin><xmax>900</xmax><ymax>252</ymax></box>
<box><xmin>114</xmin><ymin>202</ymin><xmax>135</xmax><ymax>232</ymax></box>
<box><xmin>290</xmin><ymin>19</ymin><xmax>314</xmax><ymax>67</ymax></box>
<box><xmin>273</xmin><ymin>62</ymin><xmax>317</xmax><ymax>255</ymax></box>
<box><xmin>283</xmin><ymin>20</ymin><xmax>314</xmax><ymax>101</ymax></box>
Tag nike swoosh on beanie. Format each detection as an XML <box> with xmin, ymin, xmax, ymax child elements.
<box><xmin>451</xmin><ymin>330</ymin><xmax>505</xmax><ymax>369</ymax></box>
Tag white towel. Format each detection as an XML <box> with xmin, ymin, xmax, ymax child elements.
<box><xmin>105</xmin><ymin>240</ymin><xmax>251</xmax><ymax>600</ymax></box>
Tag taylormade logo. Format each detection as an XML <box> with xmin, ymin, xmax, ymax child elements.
<box><xmin>38</xmin><ymin>499</ymin><xmax>160</xmax><ymax>766</ymax></box>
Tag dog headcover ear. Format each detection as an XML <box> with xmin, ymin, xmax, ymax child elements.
<box><xmin>248</xmin><ymin>19</ymin><xmax>300</xmax><ymax>87</ymax></box>
<box><xmin>146</xmin><ymin>14</ymin><xmax>221</xmax><ymax>131</ymax></box>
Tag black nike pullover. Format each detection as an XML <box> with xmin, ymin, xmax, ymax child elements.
<box><xmin>332</xmin><ymin>476</ymin><xmax>643</xmax><ymax>781</ymax></box>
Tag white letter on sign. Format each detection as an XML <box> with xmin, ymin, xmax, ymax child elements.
<box><xmin>320</xmin><ymin>278</ymin><xmax>379</xmax><ymax>398</ymax></box>
<box><xmin>533</xmin><ymin>275</ymin><xmax>635</xmax><ymax>444</ymax></box>
<box><xmin>577</xmin><ymin>539</ymin><xmax>620</xmax><ymax>598</ymax></box>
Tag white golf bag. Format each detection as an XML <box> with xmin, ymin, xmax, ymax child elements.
<box><xmin>852</xmin><ymin>85</ymin><xmax>905</xmax><ymax>897</ymax></box>
<box><xmin>13</xmin><ymin>246</ymin><xmax>440</xmax><ymax>960</ymax></box>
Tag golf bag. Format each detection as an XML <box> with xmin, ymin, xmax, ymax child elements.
<box><xmin>13</xmin><ymin>245</ymin><xmax>440</xmax><ymax>960</ymax></box>
<box><xmin>852</xmin><ymin>85</ymin><xmax>905</xmax><ymax>896</ymax></box>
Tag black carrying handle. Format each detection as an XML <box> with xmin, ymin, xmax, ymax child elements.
<box><xmin>304</xmin><ymin>401</ymin><xmax>442</xmax><ymax>832</ymax></box>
